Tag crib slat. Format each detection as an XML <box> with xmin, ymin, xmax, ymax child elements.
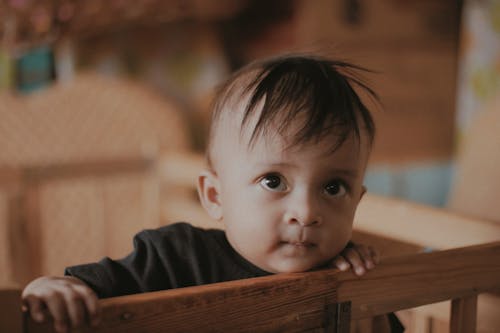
<box><xmin>450</xmin><ymin>295</ymin><xmax>477</xmax><ymax>333</ymax></box>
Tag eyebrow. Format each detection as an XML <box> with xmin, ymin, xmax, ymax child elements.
<box><xmin>326</xmin><ymin>168</ymin><xmax>359</xmax><ymax>178</ymax></box>
<box><xmin>252</xmin><ymin>162</ymin><xmax>298</xmax><ymax>172</ymax></box>
<box><xmin>255</xmin><ymin>162</ymin><xmax>360</xmax><ymax>178</ymax></box>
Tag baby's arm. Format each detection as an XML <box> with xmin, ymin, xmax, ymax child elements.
<box><xmin>22</xmin><ymin>276</ymin><xmax>100</xmax><ymax>333</ymax></box>
<box><xmin>331</xmin><ymin>242</ymin><xmax>378</xmax><ymax>276</ymax></box>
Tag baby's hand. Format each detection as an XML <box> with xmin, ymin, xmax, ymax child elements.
<box><xmin>331</xmin><ymin>242</ymin><xmax>379</xmax><ymax>276</ymax></box>
<box><xmin>22</xmin><ymin>276</ymin><xmax>100</xmax><ymax>333</ymax></box>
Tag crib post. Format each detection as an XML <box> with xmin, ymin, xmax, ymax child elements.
<box><xmin>333</xmin><ymin>301</ymin><xmax>351</xmax><ymax>333</ymax></box>
<box><xmin>0</xmin><ymin>287</ymin><xmax>22</xmax><ymax>333</ymax></box>
<box><xmin>450</xmin><ymin>295</ymin><xmax>477</xmax><ymax>333</ymax></box>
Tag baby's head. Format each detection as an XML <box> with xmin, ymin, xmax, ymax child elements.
<box><xmin>198</xmin><ymin>54</ymin><xmax>377</xmax><ymax>273</ymax></box>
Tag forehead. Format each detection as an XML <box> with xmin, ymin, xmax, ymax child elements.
<box><xmin>210</xmin><ymin>103</ymin><xmax>370</xmax><ymax>172</ymax></box>
<box><xmin>249</xmin><ymin>127</ymin><xmax>368</xmax><ymax>167</ymax></box>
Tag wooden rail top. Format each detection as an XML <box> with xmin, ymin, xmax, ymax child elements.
<box><xmin>24</xmin><ymin>241</ymin><xmax>500</xmax><ymax>333</ymax></box>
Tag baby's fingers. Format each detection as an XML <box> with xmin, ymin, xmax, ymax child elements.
<box><xmin>343</xmin><ymin>249</ymin><xmax>366</xmax><ymax>276</ymax></box>
<box><xmin>64</xmin><ymin>293</ymin><xmax>87</xmax><ymax>329</ymax></box>
<box><xmin>73</xmin><ymin>284</ymin><xmax>101</xmax><ymax>327</ymax></box>
<box><xmin>43</xmin><ymin>292</ymin><xmax>70</xmax><ymax>333</ymax></box>
<box><xmin>22</xmin><ymin>295</ymin><xmax>47</xmax><ymax>322</ymax></box>
<box><xmin>332</xmin><ymin>256</ymin><xmax>351</xmax><ymax>271</ymax></box>
<box><xmin>358</xmin><ymin>245</ymin><xmax>378</xmax><ymax>269</ymax></box>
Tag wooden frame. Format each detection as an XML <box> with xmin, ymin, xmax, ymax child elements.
<box><xmin>15</xmin><ymin>241</ymin><xmax>500</xmax><ymax>333</ymax></box>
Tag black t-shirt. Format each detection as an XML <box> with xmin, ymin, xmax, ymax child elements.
<box><xmin>65</xmin><ymin>222</ymin><xmax>403</xmax><ymax>332</ymax></box>
<box><xmin>65</xmin><ymin>222</ymin><xmax>270</xmax><ymax>298</ymax></box>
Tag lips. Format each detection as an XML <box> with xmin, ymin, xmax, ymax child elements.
<box><xmin>280</xmin><ymin>240</ymin><xmax>316</xmax><ymax>248</ymax></box>
<box><xmin>289</xmin><ymin>241</ymin><xmax>315</xmax><ymax>247</ymax></box>
<box><xmin>279</xmin><ymin>240</ymin><xmax>316</xmax><ymax>257</ymax></box>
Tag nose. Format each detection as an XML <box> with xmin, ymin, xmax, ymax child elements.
<box><xmin>284</xmin><ymin>190</ymin><xmax>322</xmax><ymax>226</ymax></box>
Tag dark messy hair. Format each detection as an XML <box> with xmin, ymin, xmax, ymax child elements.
<box><xmin>209</xmin><ymin>54</ymin><xmax>378</xmax><ymax>156</ymax></box>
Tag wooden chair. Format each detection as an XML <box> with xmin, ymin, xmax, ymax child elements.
<box><xmin>0</xmin><ymin>73</ymin><xmax>191</xmax><ymax>286</ymax></box>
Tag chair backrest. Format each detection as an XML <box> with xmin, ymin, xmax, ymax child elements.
<box><xmin>447</xmin><ymin>96</ymin><xmax>500</xmax><ymax>222</ymax></box>
<box><xmin>0</xmin><ymin>73</ymin><xmax>191</xmax><ymax>285</ymax></box>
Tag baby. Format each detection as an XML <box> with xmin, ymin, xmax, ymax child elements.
<box><xmin>22</xmin><ymin>54</ymin><xmax>393</xmax><ymax>332</ymax></box>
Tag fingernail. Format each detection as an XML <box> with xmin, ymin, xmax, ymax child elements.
<box><xmin>339</xmin><ymin>262</ymin><xmax>349</xmax><ymax>270</ymax></box>
<box><xmin>355</xmin><ymin>267</ymin><xmax>365</xmax><ymax>275</ymax></box>
<box><xmin>366</xmin><ymin>261</ymin><xmax>374</xmax><ymax>269</ymax></box>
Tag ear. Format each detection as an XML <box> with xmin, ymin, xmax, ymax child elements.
<box><xmin>197</xmin><ymin>169</ymin><xmax>223</xmax><ymax>221</ymax></box>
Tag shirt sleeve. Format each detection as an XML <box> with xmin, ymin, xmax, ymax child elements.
<box><xmin>65</xmin><ymin>224</ymin><xmax>191</xmax><ymax>298</ymax></box>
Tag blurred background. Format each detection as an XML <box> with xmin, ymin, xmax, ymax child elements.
<box><xmin>1</xmin><ymin>1</ymin><xmax>500</xmax><ymax>331</ymax></box>
<box><xmin>1</xmin><ymin>0</ymin><xmax>500</xmax><ymax>267</ymax></box>
<box><xmin>4</xmin><ymin>0</ymin><xmax>499</xmax><ymax>206</ymax></box>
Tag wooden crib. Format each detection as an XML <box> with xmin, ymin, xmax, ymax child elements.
<box><xmin>2</xmin><ymin>238</ymin><xmax>500</xmax><ymax>332</ymax></box>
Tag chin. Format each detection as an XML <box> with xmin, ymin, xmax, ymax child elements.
<box><xmin>275</xmin><ymin>262</ymin><xmax>317</xmax><ymax>273</ymax></box>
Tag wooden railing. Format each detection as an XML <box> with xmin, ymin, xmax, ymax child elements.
<box><xmin>9</xmin><ymin>241</ymin><xmax>498</xmax><ymax>333</ymax></box>
<box><xmin>353</xmin><ymin>193</ymin><xmax>500</xmax><ymax>331</ymax></box>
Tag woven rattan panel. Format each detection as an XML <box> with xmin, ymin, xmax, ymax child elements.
<box><xmin>0</xmin><ymin>72</ymin><xmax>190</xmax><ymax>168</ymax></box>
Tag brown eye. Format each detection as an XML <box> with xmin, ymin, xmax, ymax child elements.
<box><xmin>260</xmin><ymin>175</ymin><xmax>287</xmax><ymax>192</ymax></box>
<box><xmin>325</xmin><ymin>181</ymin><xmax>347</xmax><ymax>197</ymax></box>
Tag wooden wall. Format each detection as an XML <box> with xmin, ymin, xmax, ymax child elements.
<box><xmin>272</xmin><ymin>0</ymin><xmax>460</xmax><ymax>163</ymax></box>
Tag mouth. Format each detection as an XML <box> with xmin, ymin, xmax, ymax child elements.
<box><xmin>281</xmin><ymin>241</ymin><xmax>316</xmax><ymax>248</ymax></box>
<box><xmin>279</xmin><ymin>240</ymin><xmax>317</xmax><ymax>257</ymax></box>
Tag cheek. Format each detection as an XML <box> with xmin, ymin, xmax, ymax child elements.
<box><xmin>322</xmin><ymin>203</ymin><xmax>356</xmax><ymax>237</ymax></box>
<box><xmin>222</xmin><ymin>192</ymin><xmax>282</xmax><ymax>244</ymax></box>
<box><xmin>222</xmin><ymin>182</ymin><xmax>277</xmax><ymax>215</ymax></box>
<box><xmin>222</xmin><ymin>189</ymin><xmax>259</xmax><ymax>220</ymax></box>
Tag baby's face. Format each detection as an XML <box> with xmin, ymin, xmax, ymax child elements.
<box><xmin>209</xmin><ymin>116</ymin><xmax>370</xmax><ymax>273</ymax></box>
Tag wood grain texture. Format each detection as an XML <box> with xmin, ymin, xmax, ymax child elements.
<box><xmin>27</xmin><ymin>271</ymin><xmax>339</xmax><ymax>333</ymax></box>
<box><xmin>24</xmin><ymin>241</ymin><xmax>500</xmax><ymax>333</ymax></box>
<box><xmin>338</xmin><ymin>242</ymin><xmax>500</xmax><ymax>320</ymax></box>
